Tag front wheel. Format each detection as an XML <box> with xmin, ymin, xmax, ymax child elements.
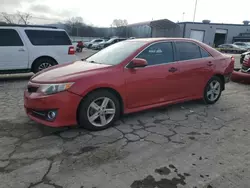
<box><xmin>78</xmin><ymin>90</ymin><xmax>121</xmax><ymax>131</ymax></box>
<box><xmin>203</xmin><ymin>76</ymin><xmax>223</xmax><ymax>104</ymax></box>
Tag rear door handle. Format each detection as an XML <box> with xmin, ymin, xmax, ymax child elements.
<box><xmin>18</xmin><ymin>48</ymin><xmax>25</xmax><ymax>52</ymax></box>
<box><xmin>168</xmin><ymin>67</ymin><xmax>178</xmax><ymax>72</ymax></box>
<box><xmin>207</xmin><ymin>61</ymin><xmax>213</xmax><ymax>66</ymax></box>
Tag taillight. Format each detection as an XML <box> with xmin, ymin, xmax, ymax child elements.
<box><xmin>227</xmin><ymin>56</ymin><xmax>235</xmax><ymax>71</ymax></box>
<box><xmin>68</xmin><ymin>46</ymin><xmax>75</xmax><ymax>55</ymax></box>
<box><xmin>231</xmin><ymin>56</ymin><xmax>235</xmax><ymax>62</ymax></box>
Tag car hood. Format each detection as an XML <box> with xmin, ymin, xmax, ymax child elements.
<box><xmin>242</xmin><ymin>51</ymin><xmax>250</xmax><ymax>55</ymax></box>
<box><xmin>31</xmin><ymin>61</ymin><xmax>111</xmax><ymax>83</ymax></box>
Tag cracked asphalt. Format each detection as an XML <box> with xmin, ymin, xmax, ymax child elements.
<box><xmin>0</xmin><ymin>51</ymin><xmax>249</xmax><ymax>188</ymax></box>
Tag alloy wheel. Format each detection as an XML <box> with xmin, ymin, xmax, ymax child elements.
<box><xmin>38</xmin><ymin>62</ymin><xmax>52</xmax><ymax>71</ymax></box>
<box><xmin>206</xmin><ymin>80</ymin><xmax>221</xmax><ymax>102</ymax></box>
<box><xmin>87</xmin><ymin>97</ymin><xmax>116</xmax><ymax>127</ymax></box>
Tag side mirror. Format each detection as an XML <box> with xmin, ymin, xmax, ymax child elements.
<box><xmin>127</xmin><ymin>58</ymin><xmax>148</xmax><ymax>68</ymax></box>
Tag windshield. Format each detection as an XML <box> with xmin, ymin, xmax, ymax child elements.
<box><xmin>86</xmin><ymin>41</ymin><xmax>147</xmax><ymax>65</ymax></box>
<box><xmin>91</xmin><ymin>39</ymin><xmax>99</xmax><ymax>42</ymax></box>
<box><xmin>106</xmin><ymin>38</ymin><xmax>117</xmax><ymax>43</ymax></box>
<box><xmin>232</xmin><ymin>44</ymin><xmax>240</xmax><ymax>48</ymax></box>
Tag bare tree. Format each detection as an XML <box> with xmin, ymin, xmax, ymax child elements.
<box><xmin>111</xmin><ymin>19</ymin><xmax>128</xmax><ymax>27</ymax></box>
<box><xmin>0</xmin><ymin>12</ymin><xmax>15</xmax><ymax>24</ymax></box>
<box><xmin>65</xmin><ymin>17</ymin><xmax>84</xmax><ymax>36</ymax></box>
<box><xmin>17</xmin><ymin>12</ymin><xmax>32</xmax><ymax>25</ymax></box>
<box><xmin>0</xmin><ymin>12</ymin><xmax>32</xmax><ymax>25</ymax></box>
<box><xmin>111</xmin><ymin>19</ymin><xmax>128</xmax><ymax>37</ymax></box>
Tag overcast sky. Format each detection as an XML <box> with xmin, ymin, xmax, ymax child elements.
<box><xmin>0</xmin><ymin>0</ymin><xmax>249</xmax><ymax>26</ymax></box>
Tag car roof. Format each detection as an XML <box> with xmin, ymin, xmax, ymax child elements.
<box><xmin>0</xmin><ymin>26</ymin><xmax>65</xmax><ymax>31</ymax></box>
<box><xmin>0</xmin><ymin>24</ymin><xmax>57</xmax><ymax>29</ymax></box>
<box><xmin>126</xmin><ymin>37</ymin><xmax>204</xmax><ymax>43</ymax></box>
<box><xmin>127</xmin><ymin>37</ymin><xmax>223</xmax><ymax>58</ymax></box>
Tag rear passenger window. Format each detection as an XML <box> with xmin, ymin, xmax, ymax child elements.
<box><xmin>137</xmin><ymin>42</ymin><xmax>174</xmax><ymax>66</ymax></box>
<box><xmin>0</xmin><ymin>29</ymin><xmax>23</xmax><ymax>46</ymax></box>
<box><xmin>176</xmin><ymin>42</ymin><xmax>201</xmax><ymax>61</ymax></box>
<box><xmin>25</xmin><ymin>30</ymin><xmax>72</xmax><ymax>46</ymax></box>
<box><xmin>200</xmin><ymin>48</ymin><xmax>211</xmax><ymax>58</ymax></box>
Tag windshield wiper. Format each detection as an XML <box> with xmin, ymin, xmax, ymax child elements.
<box><xmin>85</xmin><ymin>60</ymin><xmax>103</xmax><ymax>64</ymax></box>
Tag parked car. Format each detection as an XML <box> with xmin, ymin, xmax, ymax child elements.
<box><xmin>233</xmin><ymin>42</ymin><xmax>250</xmax><ymax>50</ymax></box>
<box><xmin>91</xmin><ymin>39</ymin><xmax>108</xmax><ymax>50</ymax></box>
<box><xmin>0</xmin><ymin>24</ymin><xmax>77</xmax><ymax>73</ymax></box>
<box><xmin>96</xmin><ymin>38</ymin><xmax>126</xmax><ymax>50</ymax></box>
<box><xmin>85</xmin><ymin>39</ymin><xmax>105</xmax><ymax>49</ymax></box>
<box><xmin>240</xmin><ymin>51</ymin><xmax>250</xmax><ymax>64</ymax></box>
<box><xmin>217</xmin><ymin>44</ymin><xmax>246</xmax><ymax>54</ymax></box>
<box><xmin>231</xmin><ymin>54</ymin><xmax>250</xmax><ymax>83</ymax></box>
<box><xmin>24</xmin><ymin>38</ymin><xmax>234</xmax><ymax>131</ymax></box>
<box><xmin>241</xmin><ymin>53</ymin><xmax>250</xmax><ymax>73</ymax></box>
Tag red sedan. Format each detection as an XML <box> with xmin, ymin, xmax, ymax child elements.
<box><xmin>24</xmin><ymin>38</ymin><xmax>234</xmax><ymax>131</ymax></box>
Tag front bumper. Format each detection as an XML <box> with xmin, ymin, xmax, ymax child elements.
<box><xmin>241</xmin><ymin>65</ymin><xmax>250</xmax><ymax>73</ymax></box>
<box><xmin>24</xmin><ymin>90</ymin><xmax>82</xmax><ymax>127</ymax></box>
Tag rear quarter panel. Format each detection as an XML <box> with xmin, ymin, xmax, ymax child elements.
<box><xmin>197</xmin><ymin>41</ymin><xmax>234</xmax><ymax>76</ymax></box>
<box><xmin>214</xmin><ymin>55</ymin><xmax>234</xmax><ymax>75</ymax></box>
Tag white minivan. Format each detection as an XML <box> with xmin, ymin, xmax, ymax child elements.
<box><xmin>0</xmin><ymin>25</ymin><xmax>78</xmax><ymax>73</ymax></box>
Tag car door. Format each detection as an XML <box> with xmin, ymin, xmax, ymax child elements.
<box><xmin>171</xmin><ymin>41</ymin><xmax>214</xmax><ymax>99</ymax></box>
<box><xmin>124</xmin><ymin>42</ymin><xmax>179</xmax><ymax>109</ymax></box>
<box><xmin>0</xmin><ymin>28</ymin><xmax>28</xmax><ymax>70</ymax></box>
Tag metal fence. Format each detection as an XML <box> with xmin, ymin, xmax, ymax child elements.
<box><xmin>70</xmin><ymin>36</ymin><xmax>97</xmax><ymax>42</ymax></box>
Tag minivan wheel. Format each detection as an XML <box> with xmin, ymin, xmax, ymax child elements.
<box><xmin>33</xmin><ymin>58</ymin><xmax>56</xmax><ymax>73</ymax></box>
<box><xmin>78</xmin><ymin>90</ymin><xmax>120</xmax><ymax>131</ymax></box>
<box><xmin>203</xmin><ymin>76</ymin><xmax>223</xmax><ymax>104</ymax></box>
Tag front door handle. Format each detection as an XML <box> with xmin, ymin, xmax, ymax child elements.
<box><xmin>168</xmin><ymin>67</ymin><xmax>178</xmax><ymax>73</ymax></box>
<box><xmin>18</xmin><ymin>48</ymin><xmax>25</xmax><ymax>52</ymax></box>
<box><xmin>207</xmin><ymin>61</ymin><xmax>213</xmax><ymax>66</ymax></box>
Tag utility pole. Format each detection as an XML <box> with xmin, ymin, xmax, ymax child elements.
<box><xmin>182</xmin><ymin>12</ymin><xmax>185</xmax><ymax>22</ymax></box>
<box><xmin>193</xmin><ymin>0</ymin><xmax>198</xmax><ymax>22</ymax></box>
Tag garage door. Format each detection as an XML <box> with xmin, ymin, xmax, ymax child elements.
<box><xmin>190</xmin><ymin>30</ymin><xmax>205</xmax><ymax>42</ymax></box>
<box><xmin>215</xmin><ymin>29</ymin><xmax>227</xmax><ymax>34</ymax></box>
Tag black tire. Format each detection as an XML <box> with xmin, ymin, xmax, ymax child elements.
<box><xmin>203</xmin><ymin>76</ymin><xmax>223</xmax><ymax>104</ymax></box>
<box><xmin>32</xmin><ymin>57</ymin><xmax>57</xmax><ymax>73</ymax></box>
<box><xmin>78</xmin><ymin>90</ymin><xmax>121</xmax><ymax>131</ymax></box>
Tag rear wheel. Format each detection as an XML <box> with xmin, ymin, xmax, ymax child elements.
<box><xmin>78</xmin><ymin>90</ymin><xmax>120</xmax><ymax>131</ymax></box>
<box><xmin>32</xmin><ymin>57</ymin><xmax>57</xmax><ymax>73</ymax></box>
<box><xmin>203</xmin><ymin>76</ymin><xmax>223</xmax><ymax>104</ymax></box>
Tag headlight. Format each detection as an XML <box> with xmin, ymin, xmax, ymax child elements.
<box><xmin>39</xmin><ymin>82</ymin><xmax>74</xmax><ymax>95</ymax></box>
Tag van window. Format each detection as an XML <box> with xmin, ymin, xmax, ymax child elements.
<box><xmin>25</xmin><ymin>30</ymin><xmax>72</xmax><ymax>46</ymax></box>
<box><xmin>0</xmin><ymin>29</ymin><xmax>23</xmax><ymax>46</ymax></box>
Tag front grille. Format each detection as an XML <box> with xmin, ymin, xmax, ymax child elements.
<box><xmin>29</xmin><ymin>109</ymin><xmax>57</xmax><ymax>122</ymax></box>
<box><xmin>27</xmin><ymin>86</ymin><xmax>38</xmax><ymax>93</ymax></box>
<box><xmin>31</xmin><ymin>110</ymin><xmax>47</xmax><ymax>118</ymax></box>
<box><xmin>242</xmin><ymin>65</ymin><xmax>249</xmax><ymax>70</ymax></box>
<box><xmin>241</xmin><ymin>65</ymin><xmax>250</xmax><ymax>73</ymax></box>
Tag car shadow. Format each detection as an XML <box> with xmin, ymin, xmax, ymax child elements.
<box><xmin>0</xmin><ymin>73</ymin><xmax>33</xmax><ymax>81</ymax></box>
<box><xmin>32</xmin><ymin>99</ymin><xmax>204</xmax><ymax>136</ymax></box>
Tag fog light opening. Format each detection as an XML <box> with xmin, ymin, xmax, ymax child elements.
<box><xmin>47</xmin><ymin>111</ymin><xmax>57</xmax><ymax>120</ymax></box>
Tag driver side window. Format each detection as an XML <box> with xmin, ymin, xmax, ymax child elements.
<box><xmin>137</xmin><ymin>42</ymin><xmax>174</xmax><ymax>66</ymax></box>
